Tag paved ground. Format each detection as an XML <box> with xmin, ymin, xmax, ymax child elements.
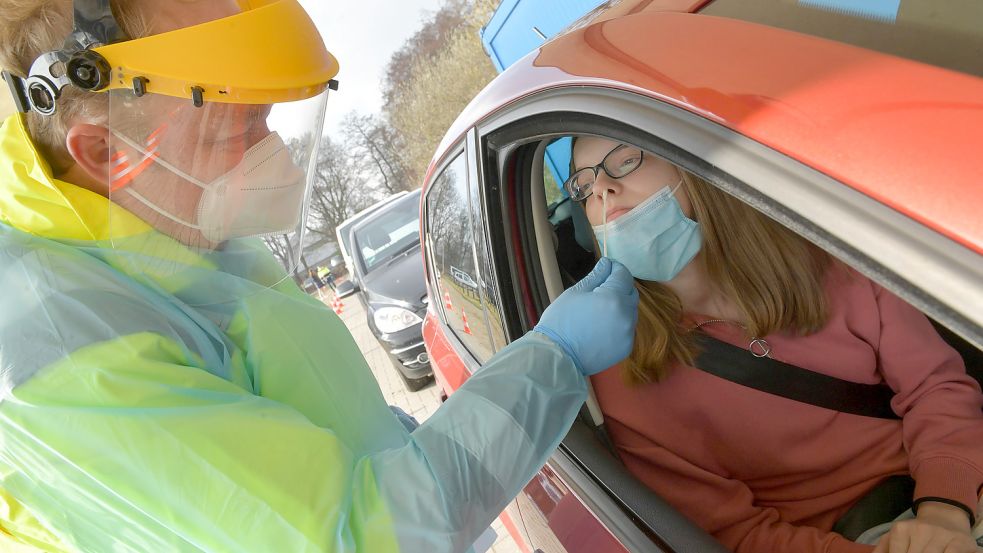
<box><xmin>323</xmin><ymin>291</ymin><xmax>523</xmax><ymax>553</ymax></box>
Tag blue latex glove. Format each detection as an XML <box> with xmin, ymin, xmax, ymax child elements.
<box><xmin>533</xmin><ymin>257</ymin><xmax>639</xmax><ymax>376</ymax></box>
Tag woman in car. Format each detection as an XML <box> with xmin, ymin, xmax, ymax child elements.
<box><xmin>569</xmin><ymin>136</ymin><xmax>983</xmax><ymax>553</ymax></box>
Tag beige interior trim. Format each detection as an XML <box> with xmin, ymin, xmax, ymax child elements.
<box><xmin>530</xmin><ymin>140</ymin><xmax>605</xmax><ymax>427</ymax></box>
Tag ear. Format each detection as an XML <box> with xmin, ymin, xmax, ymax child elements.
<box><xmin>65</xmin><ymin>124</ymin><xmax>113</xmax><ymax>186</ymax></box>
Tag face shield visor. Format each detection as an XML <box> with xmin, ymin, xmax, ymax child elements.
<box><xmin>4</xmin><ymin>0</ymin><xmax>339</xmax><ymax>306</ymax></box>
<box><xmin>3</xmin><ymin>0</ymin><xmax>338</xmax><ymax>305</ymax></box>
<box><xmin>106</xmin><ymin>88</ymin><xmax>329</xmax><ymax>305</ymax></box>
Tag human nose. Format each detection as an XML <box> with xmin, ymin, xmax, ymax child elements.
<box><xmin>591</xmin><ymin>170</ymin><xmax>623</xmax><ymax>205</ymax></box>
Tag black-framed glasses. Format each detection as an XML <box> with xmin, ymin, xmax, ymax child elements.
<box><xmin>564</xmin><ymin>144</ymin><xmax>644</xmax><ymax>201</ymax></box>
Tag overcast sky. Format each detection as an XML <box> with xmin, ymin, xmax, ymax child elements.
<box><xmin>299</xmin><ymin>0</ymin><xmax>449</xmax><ymax>138</ymax></box>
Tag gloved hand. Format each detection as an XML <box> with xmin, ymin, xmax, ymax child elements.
<box><xmin>533</xmin><ymin>257</ymin><xmax>639</xmax><ymax>376</ymax></box>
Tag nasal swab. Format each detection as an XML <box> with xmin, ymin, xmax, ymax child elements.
<box><xmin>602</xmin><ymin>189</ymin><xmax>609</xmax><ymax>257</ymax></box>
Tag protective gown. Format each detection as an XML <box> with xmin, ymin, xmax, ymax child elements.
<box><xmin>0</xmin><ymin>114</ymin><xmax>588</xmax><ymax>552</ymax></box>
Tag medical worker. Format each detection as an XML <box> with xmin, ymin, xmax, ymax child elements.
<box><xmin>0</xmin><ymin>1</ymin><xmax>638</xmax><ymax>551</ymax></box>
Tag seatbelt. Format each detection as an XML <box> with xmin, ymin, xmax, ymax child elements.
<box><xmin>692</xmin><ymin>333</ymin><xmax>900</xmax><ymax>420</ymax></box>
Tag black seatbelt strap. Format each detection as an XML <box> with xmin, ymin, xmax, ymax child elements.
<box><xmin>692</xmin><ymin>333</ymin><xmax>900</xmax><ymax>420</ymax></box>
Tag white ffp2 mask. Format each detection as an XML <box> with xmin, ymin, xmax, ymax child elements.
<box><xmin>113</xmin><ymin>131</ymin><xmax>309</xmax><ymax>243</ymax></box>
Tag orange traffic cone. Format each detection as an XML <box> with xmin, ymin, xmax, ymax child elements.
<box><xmin>443</xmin><ymin>290</ymin><xmax>454</xmax><ymax>311</ymax></box>
<box><xmin>461</xmin><ymin>311</ymin><xmax>472</xmax><ymax>335</ymax></box>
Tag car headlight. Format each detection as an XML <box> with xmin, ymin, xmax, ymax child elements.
<box><xmin>373</xmin><ymin>306</ymin><xmax>423</xmax><ymax>334</ymax></box>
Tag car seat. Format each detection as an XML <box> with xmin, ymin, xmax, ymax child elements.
<box><xmin>548</xmin><ymin>197</ymin><xmax>597</xmax><ymax>287</ymax></box>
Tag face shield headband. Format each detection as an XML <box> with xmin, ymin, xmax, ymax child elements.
<box><xmin>2</xmin><ymin>0</ymin><xmax>340</xmax><ymax>116</ymax></box>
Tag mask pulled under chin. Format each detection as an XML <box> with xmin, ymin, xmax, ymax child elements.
<box><xmin>114</xmin><ymin>130</ymin><xmax>309</xmax><ymax>243</ymax></box>
<box><xmin>592</xmin><ymin>180</ymin><xmax>702</xmax><ymax>282</ymax></box>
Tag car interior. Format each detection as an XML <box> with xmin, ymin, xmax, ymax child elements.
<box><xmin>478</xmin><ymin>117</ymin><xmax>983</xmax><ymax>551</ymax></box>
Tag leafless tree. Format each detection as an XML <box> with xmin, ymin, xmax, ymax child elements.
<box><xmin>263</xmin><ymin>233</ymin><xmax>305</xmax><ymax>283</ymax></box>
<box><xmin>382</xmin><ymin>0</ymin><xmax>471</xmax><ymax>108</ymax></box>
<box><xmin>307</xmin><ymin>136</ymin><xmax>379</xmax><ymax>241</ymax></box>
<box><xmin>343</xmin><ymin>113</ymin><xmax>415</xmax><ymax>194</ymax></box>
<box><xmin>264</xmin><ymin>135</ymin><xmax>382</xmax><ymax>281</ymax></box>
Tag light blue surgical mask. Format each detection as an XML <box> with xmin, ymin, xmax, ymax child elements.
<box><xmin>592</xmin><ymin>180</ymin><xmax>702</xmax><ymax>282</ymax></box>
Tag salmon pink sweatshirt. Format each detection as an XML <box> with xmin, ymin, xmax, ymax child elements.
<box><xmin>590</xmin><ymin>267</ymin><xmax>983</xmax><ymax>553</ymax></box>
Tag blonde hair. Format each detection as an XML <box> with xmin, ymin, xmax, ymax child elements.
<box><xmin>619</xmin><ymin>171</ymin><xmax>832</xmax><ymax>385</ymax></box>
<box><xmin>0</xmin><ymin>0</ymin><xmax>149</xmax><ymax>173</ymax></box>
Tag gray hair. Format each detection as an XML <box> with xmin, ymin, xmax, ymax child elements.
<box><xmin>0</xmin><ymin>0</ymin><xmax>148</xmax><ymax>173</ymax></box>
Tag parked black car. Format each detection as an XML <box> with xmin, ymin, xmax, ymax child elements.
<box><xmin>349</xmin><ymin>190</ymin><xmax>433</xmax><ymax>391</ymax></box>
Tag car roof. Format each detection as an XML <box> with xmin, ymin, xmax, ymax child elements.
<box><xmin>428</xmin><ymin>0</ymin><xmax>983</xmax><ymax>254</ymax></box>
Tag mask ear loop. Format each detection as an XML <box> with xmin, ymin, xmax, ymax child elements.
<box><xmin>601</xmin><ymin>188</ymin><xmax>609</xmax><ymax>258</ymax></box>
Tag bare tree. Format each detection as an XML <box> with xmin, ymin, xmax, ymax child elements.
<box><xmin>263</xmin><ymin>135</ymin><xmax>382</xmax><ymax>282</ymax></box>
<box><xmin>263</xmin><ymin>233</ymin><xmax>304</xmax><ymax>284</ymax></box>
<box><xmin>307</xmin><ymin>136</ymin><xmax>379</xmax><ymax>242</ymax></box>
<box><xmin>343</xmin><ymin>113</ymin><xmax>415</xmax><ymax>194</ymax></box>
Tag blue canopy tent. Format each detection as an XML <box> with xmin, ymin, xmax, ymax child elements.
<box><xmin>480</xmin><ymin>0</ymin><xmax>607</xmax><ymax>195</ymax></box>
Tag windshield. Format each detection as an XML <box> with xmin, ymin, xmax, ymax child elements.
<box><xmin>353</xmin><ymin>193</ymin><xmax>421</xmax><ymax>274</ymax></box>
<box><xmin>336</xmin><ymin>191</ymin><xmax>409</xmax><ymax>263</ymax></box>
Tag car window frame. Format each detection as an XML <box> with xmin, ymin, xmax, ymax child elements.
<box><xmin>335</xmin><ymin>191</ymin><xmax>411</xmax><ymax>274</ymax></box>
<box><xmin>465</xmin><ymin>128</ymin><xmax>512</xmax><ymax>353</ymax></box>
<box><xmin>422</xmin><ymin>142</ymin><xmax>509</xmax><ymax>368</ymax></box>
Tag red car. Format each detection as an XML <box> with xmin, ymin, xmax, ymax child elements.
<box><xmin>420</xmin><ymin>0</ymin><xmax>983</xmax><ymax>551</ymax></box>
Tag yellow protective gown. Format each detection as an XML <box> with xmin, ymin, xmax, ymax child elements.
<box><xmin>0</xmin><ymin>114</ymin><xmax>587</xmax><ymax>552</ymax></box>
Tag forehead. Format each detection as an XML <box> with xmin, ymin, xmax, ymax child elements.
<box><xmin>572</xmin><ymin>136</ymin><xmax>621</xmax><ymax>164</ymax></box>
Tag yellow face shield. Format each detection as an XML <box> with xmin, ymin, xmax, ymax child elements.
<box><xmin>96</xmin><ymin>0</ymin><xmax>339</xmax><ymax>106</ymax></box>
<box><xmin>3</xmin><ymin>0</ymin><xmax>339</xmax><ymax>114</ymax></box>
<box><xmin>2</xmin><ymin>0</ymin><xmax>342</xmax><ymax>306</ymax></box>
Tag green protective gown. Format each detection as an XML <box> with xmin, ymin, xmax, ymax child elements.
<box><xmin>0</xmin><ymin>114</ymin><xmax>587</xmax><ymax>552</ymax></box>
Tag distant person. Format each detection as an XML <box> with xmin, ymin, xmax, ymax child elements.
<box><xmin>310</xmin><ymin>267</ymin><xmax>328</xmax><ymax>299</ymax></box>
<box><xmin>318</xmin><ymin>265</ymin><xmax>337</xmax><ymax>292</ymax></box>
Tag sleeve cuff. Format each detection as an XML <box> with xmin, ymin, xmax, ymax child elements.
<box><xmin>912</xmin><ymin>457</ymin><xmax>983</xmax><ymax>522</ymax></box>
<box><xmin>912</xmin><ymin>497</ymin><xmax>975</xmax><ymax>527</ymax></box>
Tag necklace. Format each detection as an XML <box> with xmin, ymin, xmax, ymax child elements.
<box><xmin>691</xmin><ymin>319</ymin><xmax>772</xmax><ymax>358</ymax></box>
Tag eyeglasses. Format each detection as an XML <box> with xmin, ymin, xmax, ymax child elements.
<box><xmin>564</xmin><ymin>144</ymin><xmax>644</xmax><ymax>201</ymax></box>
